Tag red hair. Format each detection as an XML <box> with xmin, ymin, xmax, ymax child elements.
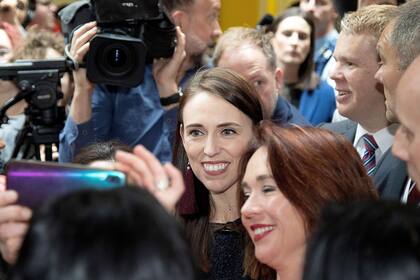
<box><xmin>241</xmin><ymin>121</ymin><xmax>378</xmax><ymax>279</ymax></box>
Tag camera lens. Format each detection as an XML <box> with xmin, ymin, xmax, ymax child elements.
<box><xmin>106</xmin><ymin>175</ymin><xmax>122</xmax><ymax>184</ymax></box>
<box><xmin>106</xmin><ymin>47</ymin><xmax>127</xmax><ymax>68</ymax></box>
<box><xmin>98</xmin><ymin>42</ymin><xmax>134</xmax><ymax>77</ymax></box>
<box><xmin>87</xmin><ymin>33</ymin><xmax>147</xmax><ymax>87</ymax></box>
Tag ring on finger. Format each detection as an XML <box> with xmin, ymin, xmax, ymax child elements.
<box><xmin>154</xmin><ymin>177</ymin><xmax>169</xmax><ymax>191</ymax></box>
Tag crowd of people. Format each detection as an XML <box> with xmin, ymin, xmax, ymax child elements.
<box><xmin>0</xmin><ymin>0</ymin><xmax>420</xmax><ymax>279</ymax></box>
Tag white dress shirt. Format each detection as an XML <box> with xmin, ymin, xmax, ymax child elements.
<box><xmin>353</xmin><ymin>123</ymin><xmax>398</xmax><ymax>163</ymax></box>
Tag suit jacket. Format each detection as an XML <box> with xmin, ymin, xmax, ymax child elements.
<box><xmin>322</xmin><ymin>120</ymin><xmax>407</xmax><ymax>200</ymax></box>
<box><xmin>272</xmin><ymin>95</ymin><xmax>310</xmax><ymax>127</ymax></box>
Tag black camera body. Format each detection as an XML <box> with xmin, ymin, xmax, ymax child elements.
<box><xmin>0</xmin><ymin>59</ymin><xmax>68</xmax><ymax>160</ymax></box>
<box><xmin>85</xmin><ymin>0</ymin><xmax>176</xmax><ymax>87</ymax></box>
<box><xmin>0</xmin><ymin>59</ymin><xmax>68</xmax><ymax>126</ymax></box>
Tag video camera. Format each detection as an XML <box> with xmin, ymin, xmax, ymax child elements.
<box><xmin>0</xmin><ymin>59</ymin><xmax>69</xmax><ymax>160</ymax></box>
<box><xmin>60</xmin><ymin>0</ymin><xmax>176</xmax><ymax>87</ymax></box>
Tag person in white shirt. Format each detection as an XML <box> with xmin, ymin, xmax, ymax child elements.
<box><xmin>322</xmin><ymin>5</ymin><xmax>401</xmax><ymax>197</ymax></box>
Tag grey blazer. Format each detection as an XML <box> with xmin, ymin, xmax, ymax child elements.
<box><xmin>322</xmin><ymin>120</ymin><xmax>407</xmax><ymax>200</ymax></box>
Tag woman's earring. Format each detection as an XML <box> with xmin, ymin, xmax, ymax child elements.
<box><xmin>187</xmin><ymin>162</ymin><xmax>191</xmax><ymax>170</ymax></box>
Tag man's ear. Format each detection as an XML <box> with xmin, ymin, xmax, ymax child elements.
<box><xmin>171</xmin><ymin>10</ymin><xmax>189</xmax><ymax>30</ymax></box>
<box><xmin>274</xmin><ymin>67</ymin><xmax>284</xmax><ymax>91</ymax></box>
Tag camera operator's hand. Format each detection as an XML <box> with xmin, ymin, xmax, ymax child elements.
<box><xmin>69</xmin><ymin>21</ymin><xmax>97</xmax><ymax>124</ymax></box>
<box><xmin>115</xmin><ymin>145</ymin><xmax>185</xmax><ymax>213</ymax></box>
<box><xmin>0</xmin><ymin>175</ymin><xmax>32</xmax><ymax>264</ymax></box>
<box><xmin>153</xmin><ymin>26</ymin><xmax>186</xmax><ymax>109</ymax></box>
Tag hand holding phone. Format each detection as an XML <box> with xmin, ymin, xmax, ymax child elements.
<box><xmin>0</xmin><ymin>174</ymin><xmax>32</xmax><ymax>264</ymax></box>
<box><xmin>6</xmin><ymin>160</ymin><xmax>126</xmax><ymax>208</ymax></box>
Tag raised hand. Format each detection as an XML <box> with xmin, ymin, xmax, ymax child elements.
<box><xmin>68</xmin><ymin>21</ymin><xmax>97</xmax><ymax>124</ymax></box>
<box><xmin>115</xmin><ymin>145</ymin><xmax>185</xmax><ymax>213</ymax></box>
<box><xmin>0</xmin><ymin>175</ymin><xmax>31</xmax><ymax>264</ymax></box>
<box><xmin>153</xmin><ymin>26</ymin><xmax>187</xmax><ymax>103</ymax></box>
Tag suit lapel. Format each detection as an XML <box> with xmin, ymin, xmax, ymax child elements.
<box><xmin>373</xmin><ymin>148</ymin><xmax>407</xmax><ymax>199</ymax></box>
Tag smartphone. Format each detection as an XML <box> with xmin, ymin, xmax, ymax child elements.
<box><xmin>5</xmin><ymin>160</ymin><xmax>126</xmax><ymax>208</ymax></box>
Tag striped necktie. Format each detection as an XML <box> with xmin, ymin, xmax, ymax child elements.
<box><xmin>408</xmin><ymin>182</ymin><xmax>420</xmax><ymax>205</ymax></box>
<box><xmin>362</xmin><ymin>134</ymin><xmax>378</xmax><ymax>176</ymax></box>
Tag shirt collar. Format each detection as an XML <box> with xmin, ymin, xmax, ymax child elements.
<box><xmin>354</xmin><ymin>123</ymin><xmax>399</xmax><ymax>154</ymax></box>
<box><xmin>315</xmin><ymin>29</ymin><xmax>338</xmax><ymax>60</ymax></box>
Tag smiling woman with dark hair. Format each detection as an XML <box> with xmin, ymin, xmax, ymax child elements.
<box><xmin>172</xmin><ymin>67</ymin><xmax>264</xmax><ymax>279</ymax></box>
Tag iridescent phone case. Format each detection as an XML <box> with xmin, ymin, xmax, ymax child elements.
<box><xmin>6</xmin><ymin>160</ymin><xmax>126</xmax><ymax>208</ymax></box>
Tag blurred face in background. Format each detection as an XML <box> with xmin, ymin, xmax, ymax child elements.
<box><xmin>28</xmin><ymin>0</ymin><xmax>56</xmax><ymax>31</ymax></box>
<box><xmin>299</xmin><ymin>0</ymin><xmax>337</xmax><ymax>38</ymax></box>
<box><xmin>180</xmin><ymin>0</ymin><xmax>222</xmax><ymax>56</ymax></box>
<box><xmin>217</xmin><ymin>45</ymin><xmax>282</xmax><ymax>117</ymax></box>
<box><xmin>273</xmin><ymin>16</ymin><xmax>311</xmax><ymax>67</ymax></box>
<box><xmin>0</xmin><ymin>0</ymin><xmax>21</xmax><ymax>23</ymax></box>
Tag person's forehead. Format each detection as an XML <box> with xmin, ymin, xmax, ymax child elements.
<box><xmin>299</xmin><ymin>0</ymin><xmax>334</xmax><ymax>6</ymax></box>
<box><xmin>183</xmin><ymin>91</ymin><xmax>241</xmax><ymax>116</ymax></box>
<box><xmin>190</xmin><ymin>0</ymin><xmax>220</xmax><ymax>11</ymax></box>
<box><xmin>243</xmin><ymin>147</ymin><xmax>270</xmax><ymax>180</ymax></box>
<box><xmin>221</xmin><ymin>45</ymin><xmax>271</xmax><ymax>72</ymax></box>
<box><xmin>335</xmin><ymin>32</ymin><xmax>377</xmax><ymax>59</ymax></box>
<box><xmin>277</xmin><ymin>16</ymin><xmax>311</xmax><ymax>31</ymax></box>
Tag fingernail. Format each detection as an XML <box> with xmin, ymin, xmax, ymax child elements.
<box><xmin>21</xmin><ymin>208</ymin><xmax>32</xmax><ymax>219</ymax></box>
<box><xmin>4</xmin><ymin>191</ymin><xmax>17</xmax><ymax>202</ymax></box>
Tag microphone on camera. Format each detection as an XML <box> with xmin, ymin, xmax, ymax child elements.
<box><xmin>256</xmin><ymin>14</ymin><xmax>274</xmax><ymax>30</ymax></box>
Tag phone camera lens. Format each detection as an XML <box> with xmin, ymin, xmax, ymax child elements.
<box><xmin>106</xmin><ymin>175</ymin><xmax>120</xmax><ymax>184</ymax></box>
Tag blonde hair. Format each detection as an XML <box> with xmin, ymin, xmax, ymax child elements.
<box><xmin>340</xmin><ymin>4</ymin><xmax>398</xmax><ymax>40</ymax></box>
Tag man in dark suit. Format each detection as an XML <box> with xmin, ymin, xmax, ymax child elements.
<box><xmin>322</xmin><ymin>5</ymin><xmax>404</xmax><ymax>198</ymax></box>
<box><xmin>375</xmin><ymin>0</ymin><xmax>420</xmax><ymax>203</ymax></box>
<box><xmin>393</xmin><ymin>56</ymin><xmax>420</xmax><ymax>205</ymax></box>
<box><xmin>324</xmin><ymin>120</ymin><xmax>407</xmax><ymax>199</ymax></box>
<box><xmin>377</xmin><ymin>0</ymin><xmax>420</xmax><ymax>205</ymax></box>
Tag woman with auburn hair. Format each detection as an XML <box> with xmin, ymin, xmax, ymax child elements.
<box><xmin>240</xmin><ymin>122</ymin><xmax>378</xmax><ymax>280</ymax></box>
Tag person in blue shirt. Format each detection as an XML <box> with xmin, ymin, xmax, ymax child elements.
<box><xmin>59</xmin><ymin>0</ymin><xmax>223</xmax><ymax>163</ymax></box>
<box><xmin>299</xmin><ymin>0</ymin><xmax>339</xmax><ymax>81</ymax></box>
<box><xmin>269</xmin><ymin>7</ymin><xmax>336</xmax><ymax>125</ymax></box>
<box><xmin>60</xmin><ymin>0</ymin><xmax>309</xmax><ymax>164</ymax></box>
